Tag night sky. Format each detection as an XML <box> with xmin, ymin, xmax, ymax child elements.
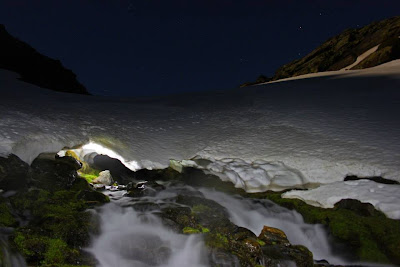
<box><xmin>1</xmin><ymin>0</ymin><xmax>399</xmax><ymax>96</ymax></box>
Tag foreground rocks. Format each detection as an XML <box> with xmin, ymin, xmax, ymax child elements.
<box><xmin>2</xmin><ymin>154</ymin><xmax>400</xmax><ymax>266</ymax></box>
<box><xmin>0</xmin><ymin>153</ymin><xmax>109</xmax><ymax>266</ymax></box>
<box><xmin>131</xmin><ymin>166</ymin><xmax>400</xmax><ymax>266</ymax></box>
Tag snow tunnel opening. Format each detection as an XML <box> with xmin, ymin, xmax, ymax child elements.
<box><xmin>57</xmin><ymin>141</ymin><xmax>140</xmax><ymax>185</ymax></box>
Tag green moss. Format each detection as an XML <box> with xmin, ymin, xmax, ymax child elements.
<box><xmin>205</xmin><ymin>233</ymin><xmax>229</xmax><ymax>249</ymax></box>
<box><xmin>256</xmin><ymin>239</ymin><xmax>266</xmax><ymax>246</ymax></box>
<box><xmin>12</xmin><ymin>232</ymin><xmax>48</xmax><ymax>260</ymax></box>
<box><xmin>250</xmin><ymin>191</ymin><xmax>400</xmax><ymax>264</ymax></box>
<box><xmin>9</xmin><ymin>187</ymin><xmax>102</xmax><ymax>266</ymax></box>
<box><xmin>0</xmin><ymin>201</ymin><xmax>16</xmax><ymax>227</ymax></box>
<box><xmin>78</xmin><ymin>173</ymin><xmax>98</xmax><ymax>183</ymax></box>
<box><xmin>192</xmin><ymin>204</ymin><xmax>212</xmax><ymax>214</ymax></box>
<box><xmin>183</xmin><ymin>227</ymin><xmax>201</xmax><ymax>234</ymax></box>
<box><xmin>201</xmin><ymin>226</ymin><xmax>210</xmax><ymax>233</ymax></box>
<box><xmin>43</xmin><ymin>239</ymin><xmax>68</xmax><ymax>265</ymax></box>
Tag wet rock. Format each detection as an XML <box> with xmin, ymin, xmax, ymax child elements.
<box><xmin>125</xmin><ymin>181</ymin><xmax>165</xmax><ymax>197</ymax></box>
<box><xmin>0</xmin><ymin>154</ymin><xmax>31</xmax><ymax>191</ymax></box>
<box><xmin>93</xmin><ymin>184</ymin><xmax>106</xmax><ymax>191</ymax></box>
<box><xmin>208</xmin><ymin>248</ymin><xmax>241</xmax><ymax>267</ymax></box>
<box><xmin>132</xmin><ymin>202</ymin><xmax>160</xmax><ymax>212</ymax></box>
<box><xmin>93</xmin><ymin>170</ymin><xmax>114</xmax><ymax>186</ymax></box>
<box><xmin>258</xmin><ymin>226</ymin><xmax>314</xmax><ymax>267</ymax></box>
<box><xmin>77</xmin><ymin>190</ymin><xmax>110</xmax><ymax>205</ymax></box>
<box><xmin>258</xmin><ymin>226</ymin><xmax>290</xmax><ymax>246</ymax></box>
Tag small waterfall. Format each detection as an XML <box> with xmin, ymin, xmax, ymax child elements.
<box><xmin>0</xmin><ymin>228</ymin><xmax>27</xmax><ymax>267</ymax></box>
<box><xmin>199</xmin><ymin>188</ymin><xmax>348</xmax><ymax>265</ymax></box>
<box><xmin>87</xmin><ymin>190</ymin><xmax>208</xmax><ymax>267</ymax></box>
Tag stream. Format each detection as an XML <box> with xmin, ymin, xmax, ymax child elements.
<box><xmin>87</xmin><ymin>185</ymin><xmax>349</xmax><ymax>267</ymax></box>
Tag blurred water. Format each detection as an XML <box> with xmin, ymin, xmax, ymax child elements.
<box><xmin>0</xmin><ymin>229</ymin><xmax>27</xmax><ymax>267</ymax></box>
<box><xmin>87</xmin><ymin>190</ymin><xmax>207</xmax><ymax>267</ymax></box>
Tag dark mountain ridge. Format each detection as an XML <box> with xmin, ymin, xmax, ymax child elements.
<box><xmin>0</xmin><ymin>24</ymin><xmax>89</xmax><ymax>95</ymax></box>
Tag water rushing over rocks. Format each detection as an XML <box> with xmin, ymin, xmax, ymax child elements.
<box><xmin>87</xmin><ymin>190</ymin><xmax>208</xmax><ymax>267</ymax></box>
<box><xmin>199</xmin><ymin>189</ymin><xmax>347</xmax><ymax>265</ymax></box>
<box><xmin>86</xmin><ymin>183</ymin><xmax>348</xmax><ymax>267</ymax></box>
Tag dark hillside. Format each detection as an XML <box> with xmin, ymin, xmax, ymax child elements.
<box><xmin>0</xmin><ymin>24</ymin><xmax>89</xmax><ymax>95</ymax></box>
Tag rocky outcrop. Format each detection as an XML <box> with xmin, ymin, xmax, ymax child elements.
<box><xmin>242</xmin><ymin>16</ymin><xmax>400</xmax><ymax>86</ymax></box>
<box><xmin>0</xmin><ymin>24</ymin><xmax>89</xmax><ymax>95</ymax></box>
<box><xmin>272</xmin><ymin>16</ymin><xmax>400</xmax><ymax>80</ymax></box>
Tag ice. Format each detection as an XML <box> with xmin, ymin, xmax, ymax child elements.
<box><xmin>283</xmin><ymin>180</ymin><xmax>400</xmax><ymax>219</ymax></box>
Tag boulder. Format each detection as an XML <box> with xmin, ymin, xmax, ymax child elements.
<box><xmin>0</xmin><ymin>154</ymin><xmax>31</xmax><ymax>191</ymax></box>
<box><xmin>258</xmin><ymin>226</ymin><xmax>314</xmax><ymax>267</ymax></box>
<box><xmin>93</xmin><ymin>170</ymin><xmax>114</xmax><ymax>186</ymax></box>
<box><xmin>30</xmin><ymin>153</ymin><xmax>80</xmax><ymax>191</ymax></box>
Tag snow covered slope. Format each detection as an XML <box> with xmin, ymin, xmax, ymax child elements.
<box><xmin>1</xmin><ymin>61</ymin><xmax>400</xmax><ymax>198</ymax></box>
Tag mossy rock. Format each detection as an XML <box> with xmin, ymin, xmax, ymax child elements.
<box><xmin>252</xmin><ymin>191</ymin><xmax>400</xmax><ymax>264</ymax></box>
<box><xmin>0</xmin><ymin>197</ymin><xmax>17</xmax><ymax>227</ymax></box>
<box><xmin>8</xmin><ymin>187</ymin><xmax>102</xmax><ymax>266</ymax></box>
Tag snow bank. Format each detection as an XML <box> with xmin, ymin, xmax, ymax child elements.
<box><xmin>283</xmin><ymin>180</ymin><xmax>400</xmax><ymax>219</ymax></box>
<box><xmin>1</xmin><ymin>64</ymin><xmax>400</xmax><ymax>195</ymax></box>
<box><xmin>171</xmin><ymin>158</ymin><xmax>307</xmax><ymax>192</ymax></box>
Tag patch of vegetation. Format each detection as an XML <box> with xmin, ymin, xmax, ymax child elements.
<box><xmin>182</xmin><ymin>227</ymin><xmax>201</xmax><ymax>234</ymax></box>
<box><xmin>78</xmin><ymin>172</ymin><xmax>99</xmax><ymax>183</ymax></box>
<box><xmin>0</xmin><ymin>198</ymin><xmax>16</xmax><ymax>227</ymax></box>
<box><xmin>8</xmin><ymin>177</ymin><xmax>107</xmax><ymax>266</ymax></box>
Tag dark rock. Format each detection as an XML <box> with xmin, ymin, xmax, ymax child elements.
<box><xmin>30</xmin><ymin>153</ymin><xmax>79</xmax><ymax>191</ymax></box>
<box><xmin>0</xmin><ymin>154</ymin><xmax>31</xmax><ymax>191</ymax></box>
<box><xmin>77</xmin><ymin>190</ymin><xmax>110</xmax><ymax>205</ymax></box>
<box><xmin>258</xmin><ymin>225</ymin><xmax>290</xmax><ymax>246</ymax></box>
<box><xmin>208</xmin><ymin>249</ymin><xmax>240</xmax><ymax>267</ymax></box>
<box><xmin>334</xmin><ymin>199</ymin><xmax>378</xmax><ymax>217</ymax></box>
<box><xmin>125</xmin><ymin>181</ymin><xmax>165</xmax><ymax>198</ymax></box>
<box><xmin>92</xmin><ymin>155</ymin><xmax>135</xmax><ymax>184</ymax></box>
<box><xmin>0</xmin><ymin>24</ymin><xmax>89</xmax><ymax>95</ymax></box>
<box><xmin>258</xmin><ymin>226</ymin><xmax>314</xmax><ymax>267</ymax></box>
<box><xmin>131</xmin><ymin>202</ymin><xmax>160</xmax><ymax>212</ymax></box>
<box><xmin>344</xmin><ymin>175</ymin><xmax>399</xmax><ymax>185</ymax></box>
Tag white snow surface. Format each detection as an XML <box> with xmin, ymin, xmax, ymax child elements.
<box><xmin>1</xmin><ymin>61</ymin><xmax>400</xmax><ymax>197</ymax></box>
<box><xmin>283</xmin><ymin>179</ymin><xmax>400</xmax><ymax>219</ymax></box>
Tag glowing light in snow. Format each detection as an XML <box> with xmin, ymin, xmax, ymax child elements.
<box><xmin>81</xmin><ymin>142</ymin><xmax>140</xmax><ymax>171</ymax></box>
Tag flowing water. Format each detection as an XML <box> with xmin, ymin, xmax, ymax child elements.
<box><xmin>199</xmin><ymin>188</ymin><xmax>348</xmax><ymax>265</ymax></box>
<box><xmin>1</xmin><ymin>183</ymin><xmax>355</xmax><ymax>266</ymax></box>
<box><xmin>87</xmin><ymin>189</ymin><xmax>208</xmax><ymax>267</ymax></box>
<box><xmin>0</xmin><ymin>228</ymin><xmax>27</xmax><ymax>267</ymax></box>
<box><xmin>87</xmin><ymin>185</ymin><xmax>352</xmax><ymax>267</ymax></box>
